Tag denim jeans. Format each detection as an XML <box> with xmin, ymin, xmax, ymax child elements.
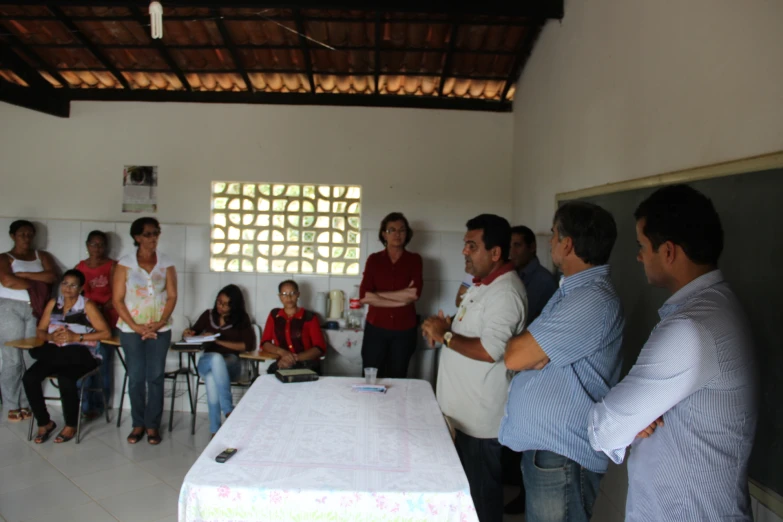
<box><xmin>121</xmin><ymin>330</ymin><xmax>171</xmax><ymax>430</ymax></box>
<box><xmin>522</xmin><ymin>450</ymin><xmax>603</xmax><ymax>522</ymax></box>
<box><xmin>454</xmin><ymin>430</ymin><xmax>504</xmax><ymax>522</ymax></box>
<box><xmin>197</xmin><ymin>352</ymin><xmax>240</xmax><ymax>434</ymax></box>
<box><xmin>78</xmin><ymin>343</ymin><xmax>113</xmax><ymax>414</ymax></box>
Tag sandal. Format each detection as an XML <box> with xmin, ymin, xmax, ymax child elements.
<box><xmin>7</xmin><ymin>409</ymin><xmax>25</xmax><ymax>422</ymax></box>
<box><xmin>34</xmin><ymin>422</ymin><xmax>57</xmax><ymax>444</ymax></box>
<box><xmin>146</xmin><ymin>429</ymin><xmax>162</xmax><ymax>445</ymax></box>
<box><xmin>20</xmin><ymin>408</ymin><xmax>32</xmax><ymax>420</ymax></box>
<box><xmin>127</xmin><ymin>428</ymin><xmax>145</xmax><ymax>444</ymax></box>
<box><xmin>54</xmin><ymin>428</ymin><xmax>76</xmax><ymax>444</ymax></box>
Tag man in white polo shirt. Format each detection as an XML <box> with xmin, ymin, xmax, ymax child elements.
<box><xmin>423</xmin><ymin>214</ymin><xmax>527</xmax><ymax>522</ymax></box>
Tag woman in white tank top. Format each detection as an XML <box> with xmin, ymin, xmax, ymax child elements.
<box><xmin>0</xmin><ymin>220</ymin><xmax>58</xmax><ymax>421</ymax></box>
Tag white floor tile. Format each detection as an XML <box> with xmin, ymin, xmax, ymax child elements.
<box><xmin>0</xmin><ymin>439</ymin><xmax>41</xmax><ymax>469</ymax></box>
<box><xmin>0</xmin><ymin>474</ymin><xmax>92</xmax><ymax>522</ymax></box>
<box><xmin>98</xmin><ymin>483</ymin><xmax>178</xmax><ymax>522</ymax></box>
<box><xmin>0</xmin><ymin>455</ymin><xmax>60</xmax><ymax>495</ymax></box>
<box><xmin>0</xmin><ymin>427</ymin><xmax>21</xmax><ymax>446</ymax></box>
<box><xmin>152</xmin><ymin>515</ymin><xmax>178</xmax><ymax>522</ymax></box>
<box><xmin>45</xmin><ymin>439</ymin><xmax>132</xmax><ymax>478</ymax></box>
<box><xmin>72</xmin><ymin>462</ymin><xmax>161</xmax><ymax>500</ymax></box>
<box><xmin>137</xmin><ymin>448</ymin><xmax>201</xmax><ymax>483</ymax></box>
<box><xmin>22</xmin><ymin>502</ymin><xmax>117</xmax><ymax>522</ymax></box>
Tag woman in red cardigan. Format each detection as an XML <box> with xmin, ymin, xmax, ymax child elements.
<box><xmin>359</xmin><ymin>212</ymin><xmax>422</xmax><ymax>378</ymax></box>
<box><xmin>260</xmin><ymin>280</ymin><xmax>326</xmax><ymax>374</ymax></box>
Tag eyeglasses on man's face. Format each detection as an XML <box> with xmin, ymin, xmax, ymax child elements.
<box><xmin>278</xmin><ymin>292</ymin><xmax>299</xmax><ymax>297</ymax></box>
<box><xmin>140</xmin><ymin>230</ymin><xmax>161</xmax><ymax>238</ymax></box>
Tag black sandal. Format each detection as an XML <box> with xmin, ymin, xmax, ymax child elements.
<box><xmin>146</xmin><ymin>430</ymin><xmax>162</xmax><ymax>445</ymax></box>
<box><xmin>54</xmin><ymin>428</ymin><xmax>76</xmax><ymax>444</ymax></box>
<box><xmin>34</xmin><ymin>422</ymin><xmax>57</xmax><ymax>444</ymax></box>
<box><xmin>127</xmin><ymin>428</ymin><xmax>145</xmax><ymax>444</ymax></box>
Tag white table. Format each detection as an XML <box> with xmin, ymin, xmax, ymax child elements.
<box><xmin>178</xmin><ymin>376</ymin><xmax>477</xmax><ymax>522</ymax></box>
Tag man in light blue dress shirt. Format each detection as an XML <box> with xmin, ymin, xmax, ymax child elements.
<box><xmin>499</xmin><ymin>201</ymin><xmax>625</xmax><ymax>522</ymax></box>
<box><xmin>589</xmin><ymin>184</ymin><xmax>757</xmax><ymax>521</ymax></box>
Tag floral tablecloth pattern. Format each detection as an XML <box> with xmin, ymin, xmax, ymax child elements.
<box><xmin>179</xmin><ymin>376</ymin><xmax>477</xmax><ymax>522</ymax></box>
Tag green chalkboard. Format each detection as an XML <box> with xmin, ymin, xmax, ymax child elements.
<box><xmin>560</xmin><ymin>160</ymin><xmax>783</xmax><ymax>500</ymax></box>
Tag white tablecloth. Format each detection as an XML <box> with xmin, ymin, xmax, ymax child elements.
<box><xmin>178</xmin><ymin>376</ymin><xmax>477</xmax><ymax>522</ymax></box>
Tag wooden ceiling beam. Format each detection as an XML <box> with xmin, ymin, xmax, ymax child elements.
<box><xmin>47</xmin><ymin>5</ymin><xmax>131</xmax><ymax>89</ymax></box>
<box><xmin>130</xmin><ymin>6</ymin><xmax>191</xmax><ymax>91</ymax></box>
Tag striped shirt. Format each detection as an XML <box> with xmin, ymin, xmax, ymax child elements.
<box><xmin>499</xmin><ymin>264</ymin><xmax>624</xmax><ymax>473</ymax></box>
<box><xmin>589</xmin><ymin>270</ymin><xmax>757</xmax><ymax>521</ymax></box>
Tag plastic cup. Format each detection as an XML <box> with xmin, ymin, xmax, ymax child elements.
<box><xmin>364</xmin><ymin>367</ymin><xmax>378</xmax><ymax>385</ymax></box>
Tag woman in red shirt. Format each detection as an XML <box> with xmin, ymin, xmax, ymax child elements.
<box><xmin>359</xmin><ymin>212</ymin><xmax>422</xmax><ymax>378</ymax></box>
<box><xmin>74</xmin><ymin>230</ymin><xmax>117</xmax><ymax>420</ymax></box>
<box><xmin>260</xmin><ymin>280</ymin><xmax>326</xmax><ymax>374</ymax></box>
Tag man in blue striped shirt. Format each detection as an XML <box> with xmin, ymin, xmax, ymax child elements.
<box><xmin>589</xmin><ymin>184</ymin><xmax>757</xmax><ymax>521</ymax></box>
<box><xmin>498</xmin><ymin>201</ymin><xmax>625</xmax><ymax>522</ymax></box>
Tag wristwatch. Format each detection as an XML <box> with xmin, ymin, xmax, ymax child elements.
<box><xmin>443</xmin><ymin>331</ymin><xmax>453</xmax><ymax>348</ymax></box>
<box><xmin>79</xmin><ymin>334</ymin><xmax>84</xmax><ymax>342</ymax></box>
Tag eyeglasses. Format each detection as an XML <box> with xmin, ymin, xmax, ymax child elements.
<box><xmin>278</xmin><ymin>292</ymin><xmax>299</xmax><ymax>297</ymax></box>
<box><xmin>87</xmin><ymin>242</ymin><xmax>105</xmax><ymax>247</ymax></box>
<box><xmin>60</xmin><ymin>282</ymin><xmax>80</xmax><ymax>289</ymax></box>
<box><xmin>141</xmin><ymin>230</ymin><xmax>161</xmax><ymax>238</ymax></box>
<box><xmin>385</xmin><ymin>228</ymin><xmax>407</xmax><ymax>235</ymax></box>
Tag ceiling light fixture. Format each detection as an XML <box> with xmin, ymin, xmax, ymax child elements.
<box><xmin>149</xmin><ymin>1</ymin><xmax>163</xmax><ymax>39</ymax></box>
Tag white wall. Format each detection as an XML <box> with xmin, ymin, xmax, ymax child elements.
<box><xmin>511</xmin><ymin>0</ymin><xmax>783</xmax><ymax>520</ymax></box>
<box><xmin>512</xmin><ymin>0</ymin><xmax>783</xmax><ymax>233</ymax></box>
<box><xmin>0</xmin><ymin>101</ymin><xmax>512</xmax><ymax>231</ymax></box>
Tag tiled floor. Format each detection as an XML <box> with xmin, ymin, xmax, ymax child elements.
<box><xmin>0</xmin><ymin>407</ymin><xmax>211</xmax><ymax>522</ymax></box>
<box><xmin>0</xmin><ymin>406</ymin><xmax>526</xmax><ymax>522</ymax></box>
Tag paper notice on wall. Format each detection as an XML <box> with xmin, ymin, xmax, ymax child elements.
<box><xmin>122</xmin><ymin>165</ymin><xmax>158</xmax><ymax>213</ymax></box>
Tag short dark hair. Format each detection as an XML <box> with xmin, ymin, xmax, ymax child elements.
<box><xmin>129</xmin><ymin>217</ymin><xmax>160</xmax><ymax>247</ymax></box>
<box><xmin>86</xmin><ymin>230</ymin><xmax>108</xmax><ymax>245</ymax></box>
<box><xmin>9</xmin><ymin>220</ymin><xmax>35</xmax><ymax>236</ymax></box>
<box><xmin>554</xmin><ymin>202</ymin><xmax>617</xmax><ymax>265</ymax></box>
<box><xmin>634</xmin><ymin>184</ymin><xmax>723</xmax><ymax>265</ymax></box>
<box><xmin>278</xmin><ymin>279</ymin><xmax>299</xmax><ymax>293</ymax></box>
<box><xmin>466</xmin><ymin>214</ymin><xmax>512</xmax><ymax>261</ymax></box>
<box><xmin>62</xmin><ymin>269</ymin><xmax>86</xmax><ymax>287</ymax></box>
<box><xmin>215</xmin><ymin>284</ymin><xmax>250</xmax><ymax>328</ymax></box>
<box><xmin>378</xmin><ymin>212</ymin><xmax>413</xmax><ymax>247</ymax></box>
<box><xmin>510</xmin><ymin>225</ymin><xmax>536</xmax><ymax>247</ymax></box>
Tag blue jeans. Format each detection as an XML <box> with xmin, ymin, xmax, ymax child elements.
<box><xmin>454</xmin><ymin>430</ymin><xmax>504</xmax><ymax>522</ymax></box>
<box><xmin>197</xmin><ymin>352</ymin><xmax>240</xmax><ymax>434</ymax></box>
<box><xmin>78</xmin><ymin>343</ymin><xmax>113</xmax><ymax>414</ymax></box>
<box><xmin>121</xmin><ymin>330</ymin><xmax>171</xmax><ymax>430</ymax></box>
<box><xmin>522</xmin><ymin>450</ymin><xmax>603</xmax><ymax>522</ymax></box>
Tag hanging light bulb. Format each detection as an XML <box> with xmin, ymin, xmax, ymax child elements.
<box><xmin>149</xmin><ymin>1</ymin><xmax>163</xmax><ymax>39</ymax></box>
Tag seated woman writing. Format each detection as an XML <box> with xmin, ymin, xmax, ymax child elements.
<box><xmin>183</xmin><ymin>284</ymin><xmax>254</xmax><ymax>436</ymax></box>
<box><xmin>23</xmin><ymin>269</ymin><xmax>111</xmax><ymax>443</ymax></box>
<box><xmin>260</xmin><ymin>280</ymin><xmax>326</xmax><ymax>374</ymax></box>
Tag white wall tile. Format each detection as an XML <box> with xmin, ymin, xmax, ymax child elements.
<box><xmin>0</xmin><ymin>217</ymin><xmax>14</xmax><ymax>251</ymax></box>
<box><xmin>408</xmin><ymin>230</ymin><xmax>442</xmax><ymax>281</ymax></box>
<box><xmin>292</xmin><ymin>274</ymin><xmax>330</xmax><ymax>317</ymax></box>
<box><xmin>185</xmin><ymin>225</ymin><xmax>210</xmax><ymax>273</ymax></box>
<box><xmin>180</xmin><ymin>272</ymin><xmax>220</xmax><ymax>325</ymax></box>
<box><xmin>439</xmin><ymin>279</ymin><xmax>464</xmax><ymax>317</ymax></box>
<box><xmin>255</xmin><ymin>274</ymin><xmax>284</xmax><ymax>324</ymax></box>
<box><xmin>218</xmin><ymin>273</ymin><xmax>258</xmax><ymax>321</ymax></box>
<box><xmin>440</xmin><ymin>231</ymin><xmax>468</xmax><ymax>282</ymax></box>
<box><xmin>45</xmin><ymin>219</ymin><xmax>82</xmax><ymax>270</ymax></box>
<box><xmin>755</xmin><ymin>502</ymin><xmax>783</xmax><ymax>522</ymax></box>
<box><xmin>157</xmin><ymin>224</ymin><xmax>186</xmax><ymax>276</ymax></box>
<box><xmin>418</xmin><ymin>279</ymin><xmax>440</xmax><ymax>318</ymax></box>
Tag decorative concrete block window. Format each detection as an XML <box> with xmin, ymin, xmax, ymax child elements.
<box><xmin>210</xmin><ymin>182</ymin><xmax>362</xmax><ymax>275</ymax></box>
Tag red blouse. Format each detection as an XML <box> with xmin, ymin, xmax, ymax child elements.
<box><xmin>260</xmin><ymin>308</ymin><xmax>326</xmax><ymax>355</ymax></box>
<box><xmin>359</xmin><ymin>249</ymin><xmax>423</xmax><ymax>331</ymax></box>
<box><xmin>75</xmin><ymin>259</ymin><xmax>118</xmax><ymax>327</ymax></box>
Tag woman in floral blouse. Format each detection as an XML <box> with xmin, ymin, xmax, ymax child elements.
<box><xmin>113</xmin><ymin>217</ymin><xmax>178</xmax><ymax>445</ymax></box>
